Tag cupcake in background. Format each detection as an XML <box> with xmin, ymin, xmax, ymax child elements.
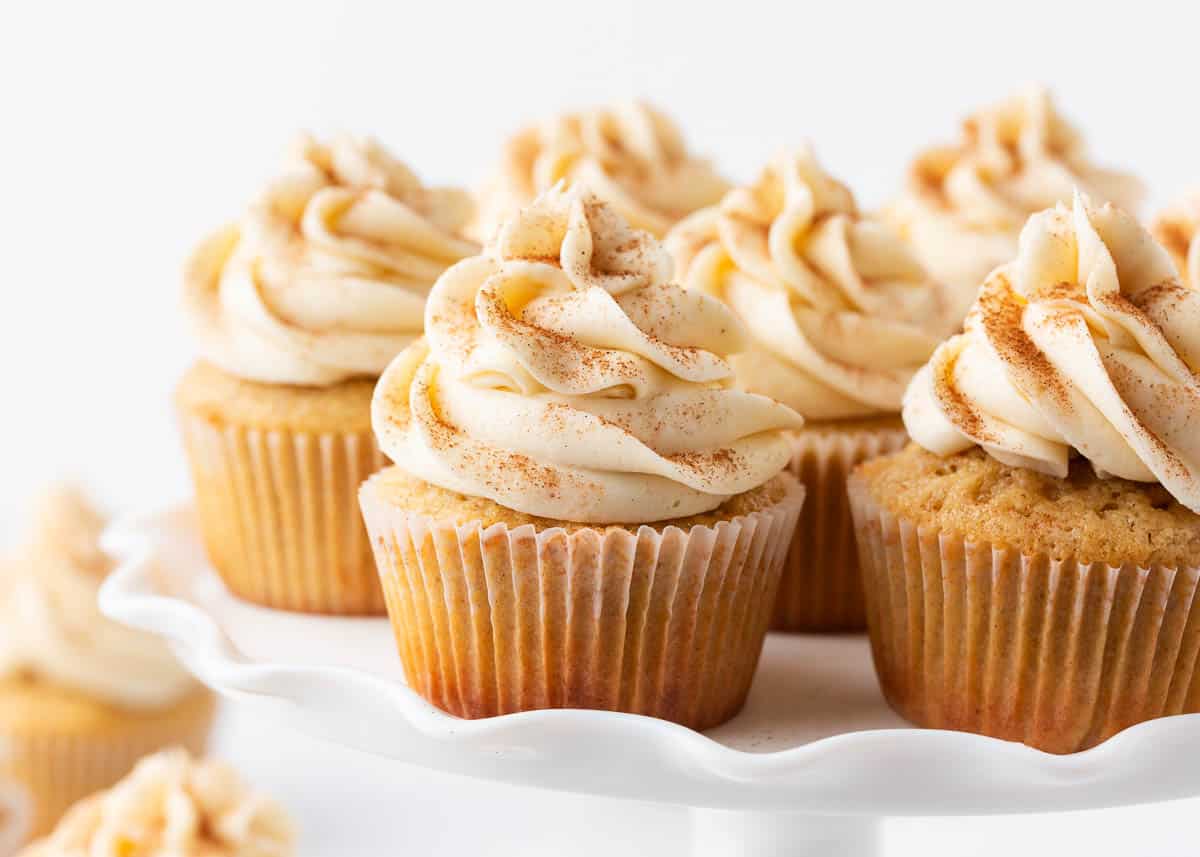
<box><xmin>1153</xmin><ymin>193</ymin><xmax>1199</xmax><ymax>288</ymax></box>
<box><xmin>473</xmin><ymin>100</ymin><xmax>729</xmax><ymax>241</ymax></box>
<box><xmin>852</xmin><ymin>193</ymin><xmax>1200</xmax><ymax>753</ymax></box>
<box><xmin>0</xmin><ymin>487</ymin><xmax>216</xmax><ymax>839</ymax></box>
<box><xmin>18</xmin><ymin>749</ymin><xmax>294</xmax><ymax>857</ymax></box>
<box><xmin>178</xmin><ymin>133</ymin><xmax>479</xmax><ymax>615</ymax></box>
<box><xmin>360</xmin><ymin>185</ymin><xmax>806</xmax><ymax>730</ymax></box>
<box><xmin>884</xmin><ymin>87</ymin><xmax>1144</xmax><ymax>324</ymax></box>
<box><xmin>668</xmin><ymin>146</ymin><xmax>954</xmax><ymax>631</ymax></box>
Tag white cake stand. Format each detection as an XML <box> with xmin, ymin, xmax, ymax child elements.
<box><xmin>100</xmin><ymin>507</ymin><xmax>1200</xmax><ymax>856</ymax></box>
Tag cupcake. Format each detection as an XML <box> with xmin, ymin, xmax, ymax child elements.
<box><xmin>178</xmin><ymin>133</ymin><xmax>479</xmax><ymax>614</ymax></box>
<box><xmin>359</xmin><ymin>185</ymin><xmax>806</xmax><ymax>730</ymax></box>
<box><xmin>18</xmin><ymin>749</ymin><xmax>294</xmax><ymax>857</ymax></box>
<box><xmin>1153</xmin><ymin>193</ymin><xmax>1199</xmax><ymax>289</ymax></box>
<box><xmin>0</xmin><ymin>488</ymin><xmax>216</xmax><ymax>839</ymax></box>
<box><xmin>851</xmin><ymin>192</ymin><xmax>1200</xmax><ymax>753</ymax></box>
<box><xmin>885</xmin><ymin>87</ymin><xmax>1144</xmax><ymax>324</ymax></box>
<box><xmin>472</xmin><ymin>100</ymin><xmax>729</xmax><ymax>241</ymax></box>
<box><xmin>667</xmin><ymin>147</ymin><xmax>954</xmax><ymax>631</ymax></box>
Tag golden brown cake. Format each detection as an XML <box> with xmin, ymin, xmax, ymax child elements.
<box><xmin>178</xmin><ymin>134</ymin><xmax>478</xmax><ymax>614</ymax></box>
<box><xmin>851</xmin><ymin>194</ymin><xmax>1200</xmax><ymax>753</ymax></box>
<box><xmin>359</xmin><ymin>187</ymin><xmax>806</xmax><ymax>730</ymax></box>
<box><xmin>667</xmin><ymin>147</ymin><xmax>952</xmax><ymax>631</ymax></box>
<box><xmin>0</xmin><ymin>488</ymin><xmax>216</xmax><ymax>838</ymax></box>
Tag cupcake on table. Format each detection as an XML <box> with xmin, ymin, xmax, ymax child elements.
<box><xmin>885</xmin><ymin>87</ymin><xmax>1144</xmax><ymax>324</ymax></box>
<box><xmin>178</xmin><ymin>134</ymin><xmax>479</xmax><ymax>615</ymax></box>
<box><xmin>1153</xmin><ymin>192</ymin><xmax>1199</xmax><ymax>288</ymax></box>
<box><xmin>18</xmin><ymin>750</ymin><xmax>294</xmax><ymax>857</ymax></box>
<box><xmin>667</xmin><ymin>146</ymin><xmax>954</xmax><ymax>631</ymax></box>
<box><xmin>0</xmin><ymin>488</ymin><xmax>216</xmax><ymax>839</ymax></box>
<box><xmin>360</xmin><ymin>184</ymin><xmax>806</xmax><ymax>731</ymax></box>
<box><xmin>473</xmin><ymin>100</ymin><xmax>729</xmax><ymax>241</ymax></box>
<box><xmin>851</xmin><ymin>192</ymin><xmax>1200</xmax><ymax>753</ymax></box>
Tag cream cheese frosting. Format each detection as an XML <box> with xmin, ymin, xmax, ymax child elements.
<box><xmin>886</xmin><ymin>88</ymin><xmax>1144</xmax><ymax>324</ymax></box>
<box><xmin>1153</xmin><ymin>193</ymin><xmax>1200</xmax><ymax>289</ymax></box>
<box><xmin>903</xmin><ymin>192</ymin><xmax>1200</xmax><ymax>514</ymax></box>
<box><xmin>474</xmin><ymin>101</ymin><xmax>729</xmax><ymax>241</ymax></box>
<box><xmin>20</xmin><ymin>750</ymin><xmax>294</xmax><ymax>857</ymax></box>
<box><xmin>667</xmin><ymin>147</ymin><xmax>954</xmax><ymax>421</ymax></box>
<box><xmin>0</xmin><ymin>487</ymin><xmax>198</xmax><ymax>710</ymax></box>
<box><xmin>185</xmin><ymin>133</ymin><xmax>479</xmax><ymax>387</ymax></box>
<box><xmin>373</xmin><ymin>185</ymin><xmax>804</xmax><ymax>523</ymax></box>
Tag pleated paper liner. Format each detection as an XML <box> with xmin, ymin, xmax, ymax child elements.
<box><xmin>178</xmin><ymin>415</ymin><xmax>387</xmax><ymax>615</ymax></box>
<box><xmin>360</xmin><ymin>474</ymin><xmax>805</xmax><ymax>731</ymax></box>
<box><xmin>1</xmin><ymin>690</ymin><xmax>216</xmax><ymax>841</ymax></box>
<box><xmin>775</xmin><ymin>423</ymin><xmax>908</xmax><ymax>632</ymax></box>
<box><xmin>847</xmin><ymin>473</ymin><xmax>1200</xmax><ymax>754</ymax></box>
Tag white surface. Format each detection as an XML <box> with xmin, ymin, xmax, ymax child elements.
<box><xmin>3</xmin><ymin>0</ymin><xmax>1199</xmax><ymax>852</ymax></box>
<box><xmin>102</xmin><ymin>505</ymin><xmax>1200</xmax><ymax>823</ymax></box>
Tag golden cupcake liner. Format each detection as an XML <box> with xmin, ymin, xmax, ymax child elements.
<box><xmin>847</xmin><ymin>473</ymin><xmax>1200</xmax><ymax>754</ymax></box>
<box><xmin>0</xmin><ymin>691</ymin><xmax>216</xmax><ymax>840</ymax></box>
<box><xmin>179</xmin><ymin>414</ymin><xmax>387</xmax><ymax>615</ymax></box>
<box><xmin>775</xmin><ymin>425</ymin><xmax>908</xmax><ymax>632</ymax></box>
<box><xmin>359</xmin><ymin>475</ymin><xmax>805</xmax><ymax>731</ymax></box>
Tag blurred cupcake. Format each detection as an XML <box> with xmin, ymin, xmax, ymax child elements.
<box><xmin>0</xmin><ymin>488</ymin><xmax>216</xmax><ymax>839</ymax></box>
<box><xmin>473</xmin><ymin>100</ymin><xmax>729</xmax><ymax>241</ymax></box>
<box><xmin>1153</xmin><ymin>192</ymin><xmax>1199</xmax><ymax>288</ymax></box>
<box><xmin>851</xmin><ymin>193</ymin><xmax>1200</xmax><ymax>753</ymax></box>
<box><xmin>668</xmin><ymin>146</ymin><xmax>954</xmax><ymax>631</ymax></box>
<box><xmin>19</xmin><ymin>749</ymin><xmax>294</xmax><ymax>857</ymax></box>
<box><xmin>178</xmin><ymin>134</ymin><xmax>479</xmax><ymax>614</ymax></box>
<box><xmin>885</xmin><ymin>87</ymin><xmax>1143</xmax><ymax>324</ymax></box>
<box><xmin>360</xmin><ymin>186</ymin><xmax>805</xmax><ymax>730</ymax></box>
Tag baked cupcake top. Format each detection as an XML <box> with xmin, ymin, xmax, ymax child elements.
<box><xmin>474</xmin><ymin>101</ymin><xmax>729</xmax><ymax>241</ymax></box>
<box><xmin>887</xmin><ymin>88</ymin><xmax>1143</xmax><ymax>317</ymax></box>
<box><xmin>0</xmin><ymin>487</ymin><xmax>198</xmax><ymax>709</ymax></box>
<box><xmin>1153</xmin><ymin>193</ymin><xmax>1199</xmax><ymax>289</ymax></box>
<box><xmin>185</xmin><ymin>134</ymin><xmax>479</xmax><ymax>387</ymax></box>
<box><xmin>667</xmin><ymin>147</ymin><xmax>953</xmax><ymax>421</ymax></box>
<box><xmin>373</xmin><ymin>185</ymin><xmax>804</xmax><ymax>524</ymax></box>
<box><xmin>903</xmin><ymin>192</ymin><xmax>1200</xmax><ymax>514</ymax></box>
<box><xmin>19</xmin><ymin>750</ymin><xmax>294</xmax><ymax>857</ymax></box>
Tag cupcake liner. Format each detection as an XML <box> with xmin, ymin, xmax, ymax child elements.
<box><xmin>775</xmin><ymin>425</ymin><xmax>908</xmax><ymax>632</ymax></box>
<box><xmin>847</xmin><ymin>473</ymin><xmax>1200</xmax><ymax>754</ymax></box>
<box><xmin>0</xmin><ymin>692</ymin><xmax>216</xmax><ymax>840</ymax></box>
<box><xmin>179</xmin><ymin>414</ymin><xmax>387</xmax><ymax>614</ymax></box>
<box><xmin>360</xmin><ymin>475</ymin><xmax>805</xmax><ymax>731</ymax></box>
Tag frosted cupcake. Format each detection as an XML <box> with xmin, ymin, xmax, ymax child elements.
<box><xmin>1153</xmin><ymin>193</ymin><xmax>1199</xmax><ymax>288</ymax></box>
<box><xmin>667</xmin><ymin>147</ymin><xmax>953</xmax><ymax>631</ymax></box>
<box><xmin>360</xmin><ymin>186</ymin><xmax>806</xmax><ymax>730</ymax></box>
<box><xmin>0</xmin><ymin>488</ymin><xmax>216</xmax><ymax>839</ymax></box>
<box><xmin>178</xmin><ymin>133</ymin><xmax>478</xmax><ymax>614</ymax></box>
<box><xmin>19</xmin><ymin>749</ymin><xmax>294</xmax><ymax>857</ymax></box>
<box><xmin>885</xmin><ymin>88</ymin><xmax>1143</xmax><ymax>324</ymax></box>
<box><xmin>473</xmin><ymin>100</ymin><xmax>729</xmax><ymax>241</ymax></box>
<box><xmin>851</xmin><ymin>193</ymin><xmax>1200</xmax><ymax>753</ymax></box>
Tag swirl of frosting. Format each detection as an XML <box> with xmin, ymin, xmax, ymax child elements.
<box><xmin>373</xmin><ymin>186</ymin><xmax>804</xmax><ymax>523</ymax></box>
<box><xmin>903</xmin><ymin>193</ymin><xmax>1200</xmax><ymax>513</ymax></box>
<box><xmin>474</xmin><ymin>101</ymin><xmax>729</xmax><ymax>241</ymax></box>
<box><xmin>185</xmin><ymin>133</ymin><xmax>479</xmax><ymax>386</ymax></box>
<box><xmin>21</xmin><ymin>750</ymin><xmax>294</xmax><ymax>857</ymax></box>
<box><xmin>0</xmin><ymin>487</ymin><xmax>198</xmax><ymax>709</ymax></box>
<box><xmin>1154</xmin><ymin>193</ymin><xmax>1200</xmax><ymax>289</ymax></box>
<box><xmin>887</xmin><ymin>88</ymin><xmax>1143</xmax><ymax>321</ymax></box>
<box><xmin>667</xmin><ymin>147</ymin><xmax>953</xmax><ymax>421</ymax></box>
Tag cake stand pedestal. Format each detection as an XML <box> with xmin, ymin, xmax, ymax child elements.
<box><xmin>100</xmin><ymin>507</ymin><xmax>1200</xmax><ymax>856</ymax></box>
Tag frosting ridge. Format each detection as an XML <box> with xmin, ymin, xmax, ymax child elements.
<box><xmin>1154</xmin><ymin>194</ymin><xmax>1200</xmax><ymax>289</ymax></box>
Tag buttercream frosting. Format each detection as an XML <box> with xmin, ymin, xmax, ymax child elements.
<box><xmin>373</xmin><ymin>185</ymin><xmax>804</xmax><ymax>523</ymax></box>
<box><xmin>185</xmin><ymin>133</ymin><xmax>479</xmax><ymax>386</ymax></box>
<box><xmin>1153</xmin><ymin>193</ymin><xmax>1200</xmax><ymax>289</ymax></box>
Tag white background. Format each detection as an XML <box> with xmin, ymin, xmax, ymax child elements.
<box><xmin>2</xmin><ymin>1</ymin><xmax>1198</xmax><ymax>854</ymax></box>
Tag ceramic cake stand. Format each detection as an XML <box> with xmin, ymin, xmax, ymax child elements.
<box><xmin>100</xmin><ymin>507</ymin><xmax>1200</xmax><ymax>856</ymax></box>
